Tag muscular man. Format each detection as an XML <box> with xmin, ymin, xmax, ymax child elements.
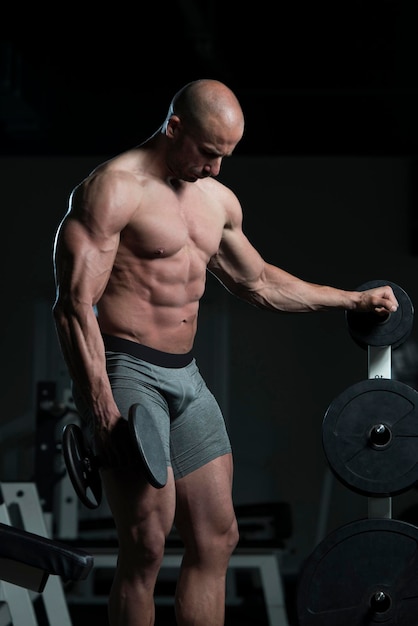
<box><xmin>52</xmin><ymin>79</ymin><xmax>398</xmax><ymax>626</ymax></box>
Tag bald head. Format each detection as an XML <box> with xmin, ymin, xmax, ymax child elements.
<box><xmin>164</xmin><ymin>79</ymin><xmax>245</xmax><ymax>139</ymax></box>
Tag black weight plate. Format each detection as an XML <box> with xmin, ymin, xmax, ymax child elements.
<box><xmin>297</xmin><ymin>518</ymin><xmax>418</xmax><ymax>626</ymax></box>
<box><xmin>128</xmin><ymin>404</ymin><xmax>167</xmax><ymax>489</ymax></box>
<box><xmin>62</xmin><ymin>423</ymin><xmax>102</xmax><ymax>509</ymax></box>
<box><xmin>322</xmin><ymin>378</ymin><xmax>418</xmax><ymax>496</ymax></box>
<box><xmin>345</xmin><ymin>280</ymin><xmax>414</xmax><ymax>350</ymax></box>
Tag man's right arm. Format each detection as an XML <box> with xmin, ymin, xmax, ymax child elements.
<box><xmin>52</xmin><ymin>212</ymin><xmax>121</xmax><ymax>428</ymax></box>
<box><xmin>52</xmin><ymin>171</ymin><xmax>137</xmax><ymax>435</ymax></box>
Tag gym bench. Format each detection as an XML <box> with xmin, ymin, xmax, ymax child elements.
<box><xmin>0</xmin><ymin>482</ymin><xmax>93</xmax><ymax>626</ymax></box>
<box><xmin>0</xmin><ymin>521</ymin><xmax>93</xmax><ymax>594</ymax></box>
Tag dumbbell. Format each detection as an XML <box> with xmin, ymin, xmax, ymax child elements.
<box><xmin>62</xmin><ymin>403</ymin><xmax>167</xmax><ymax>509</ymax></box>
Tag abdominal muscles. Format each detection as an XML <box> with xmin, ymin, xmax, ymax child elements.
<box><xmin>96</xmin><ymin>246</ymin><xmax>207</xmax><ymax>353</ymax></box>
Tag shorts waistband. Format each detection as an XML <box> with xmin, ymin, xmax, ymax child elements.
<box><xmin>102</xmin><ymin>334</ymin><xmax>194</xmax><ymax>368</ymax></box>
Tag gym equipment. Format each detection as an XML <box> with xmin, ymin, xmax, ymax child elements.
<box><xmin>297</xmin><ymin>517</ymin><xmax>418</xmax><ymax>626</ymax></box>
<box><xmin>298</xmin><ymin>280</ymin><xmax>417</xmax><ymax>626</ymax></box>
<box><xmin>322</xmin><ymin>377</ymin><xmax>418</xmax><ymax>497</ymax></box>
<box><xmin>62</xmin><ymin>403</ymin><xmax>167</xmax><ymax>509</ymax></box>
<box><xmin>0</xmin><ymin>481</ymin><xmax>93</xmax><ymax>626</ymax></box>
<box><xmin>346</xmin><ymin>279</ymin><xmax>414</xmax><ymax>350</ymax></box>
<box><xmin>73</xmin><ymin>547</ymin><xmax>289</xmax><ymax>626</ymax></box>
<box><xmin>0</xmin><ymin>521</ymin><xmax>93</xmax><ymax>593</ymax></box>
<box><xmin>34</xmin><ymin>382</ymin><xmax>80</xmax><ymax>540</ymax></box>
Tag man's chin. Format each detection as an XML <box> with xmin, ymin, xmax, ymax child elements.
<box><xmin>182</xmin><ymin>174</ymin><xmax>198</xmax><ymax>183</ymax></box>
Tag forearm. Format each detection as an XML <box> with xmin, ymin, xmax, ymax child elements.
<box><xmin>248</xmin><ymin>273</ymin><xmax>356</xmax><ymax>312</ymax></box>
<box><xmin>52</xmin><ymin>300</ymin><xmax>120</xmax><ymax>422</ymax></box>
<box><xmin>230</xmin><ymin>264</ymin><xmax>398</xmax><ymax>315</ymax></box>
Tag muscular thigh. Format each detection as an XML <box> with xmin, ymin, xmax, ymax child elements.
<box><xmin>174</xmin><ymin>453</ymin><xmax>236</xmax><ymax>544</ymax></box>
<box><xmin>101</xmin><ymin>464</ymin><xmax>176</xmax><ymax>545</ymax></box>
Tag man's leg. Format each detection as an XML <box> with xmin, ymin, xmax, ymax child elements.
<box><xmin>101</xmin><ymin>465</ymin><xmax>176</xmax><ymax>626</ymax></box>
<box><xmin>174</xmin><ymin>453</ymin><xmax>239</xmax><ymax>626</ymax></box>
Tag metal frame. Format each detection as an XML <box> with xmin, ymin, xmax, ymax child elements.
<box><xmin>67</xmin><ymin>547</ymin><xmax>289</xmax><ymax>626</ymax></box>
<box><xmin>0</xmin><ymin>482</ymin><xmax>73</xmax><ymax>626</ymax></box>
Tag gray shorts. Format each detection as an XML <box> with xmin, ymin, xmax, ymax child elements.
<box><xmin>73</xmin><ymin>334</ymin><xmax>232</xmax><ymax>480</ymax></box>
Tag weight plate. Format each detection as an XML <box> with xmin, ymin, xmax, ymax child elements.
<box><xmin>62</xmin><ymin>423</ymin><xmax>102</xmax><ymax>509</ymax></box>
<box><xmin>322</xmin><ymin>378</ymin><xmax>418</xmax><ymax>496</ymax></box>
<box><xmin>345</xmin><ymin>280</ymin><xmax>414</xmax><ymax>350</ymax></box>
<box><xmin>297</xmin><ymin>518</ymin><xmax>418</xmax><ymax>626</ymax></box>
<box><xmin>128</xmin><ymin>404</ymin><xmax>167</xmax><ymax>489</ymax></box>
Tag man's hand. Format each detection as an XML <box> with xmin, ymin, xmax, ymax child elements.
<box><xmin>346</xmin><ymin>280</ymin><xmax>413</xmax><ymax>350</ymax></box>
<box><xmin>356</xmin><ymin>285</ymin><xmax>399</xmax><ymax>316</ymax></box>
<box><xmin>94</xmin><ymin>415</ymin><xmax>135</xmax><ymax>468</ymax></box>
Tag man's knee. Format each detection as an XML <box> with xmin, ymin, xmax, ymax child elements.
<box><xmin>194</xmin><ymin>516</ymin><xmax>239</xmax><ymax>561</ymax></box>
<box><xmin>225</xmin><ymin>516</ymin><xmax>239</xmax><ymax>554</ymax></box>
<box><xmin>118</xmin><ymin>524</ymin><xmax>166</xmax><ymax>572</ymax></box>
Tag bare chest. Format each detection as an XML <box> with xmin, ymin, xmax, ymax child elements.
<box><xmin>120</xmin><ymin>186</ymin><xmax>224</xmax><ymax>261</ymax></box>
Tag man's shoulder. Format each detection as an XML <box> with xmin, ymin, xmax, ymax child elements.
<box><xmin>78</xmin><ymin>151</ymin><xmax>145</xmax><ymax>191</ymax></box>
<box><xmin>91</xmin><ymin>148</ymin><xmax>140</xmax><ymax>176</ymax></box>
<box><xmin>201</xmin><ymin>175</ymin><xmax>239</xmax><ymax>205</ymax></box>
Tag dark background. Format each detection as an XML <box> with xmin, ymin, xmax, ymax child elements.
<box><xmin>1</xmin><ymin>4</ymin><xmax>418</xmax><ymax>623</ymax></box>
<box><xmin>2</xmin><ymin>0</ymin><xmax>418</xmax><ymax>158</ymax></box>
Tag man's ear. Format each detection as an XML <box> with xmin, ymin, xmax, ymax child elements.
<box><xmin>166</xmin><ymin>115</ymin><xmax>181</xmax><ymax>138</ymax></box>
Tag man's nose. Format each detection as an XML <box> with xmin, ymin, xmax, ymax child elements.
<box><xmin>204</xmin><ymin>157</ymin><xmax>222</xmax><ymax>177</ymax></box>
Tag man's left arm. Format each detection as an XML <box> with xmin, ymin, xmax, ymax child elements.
<box><xmin>208</xmin><ymin>193</ymin><xmax>398</xmax><ymax>316</ymax></box>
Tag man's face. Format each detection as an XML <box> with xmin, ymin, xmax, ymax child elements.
<box><xmin>166</xmin><ymin>118</ymin><xmax>243</xmax><ymax>182</ymax></box>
